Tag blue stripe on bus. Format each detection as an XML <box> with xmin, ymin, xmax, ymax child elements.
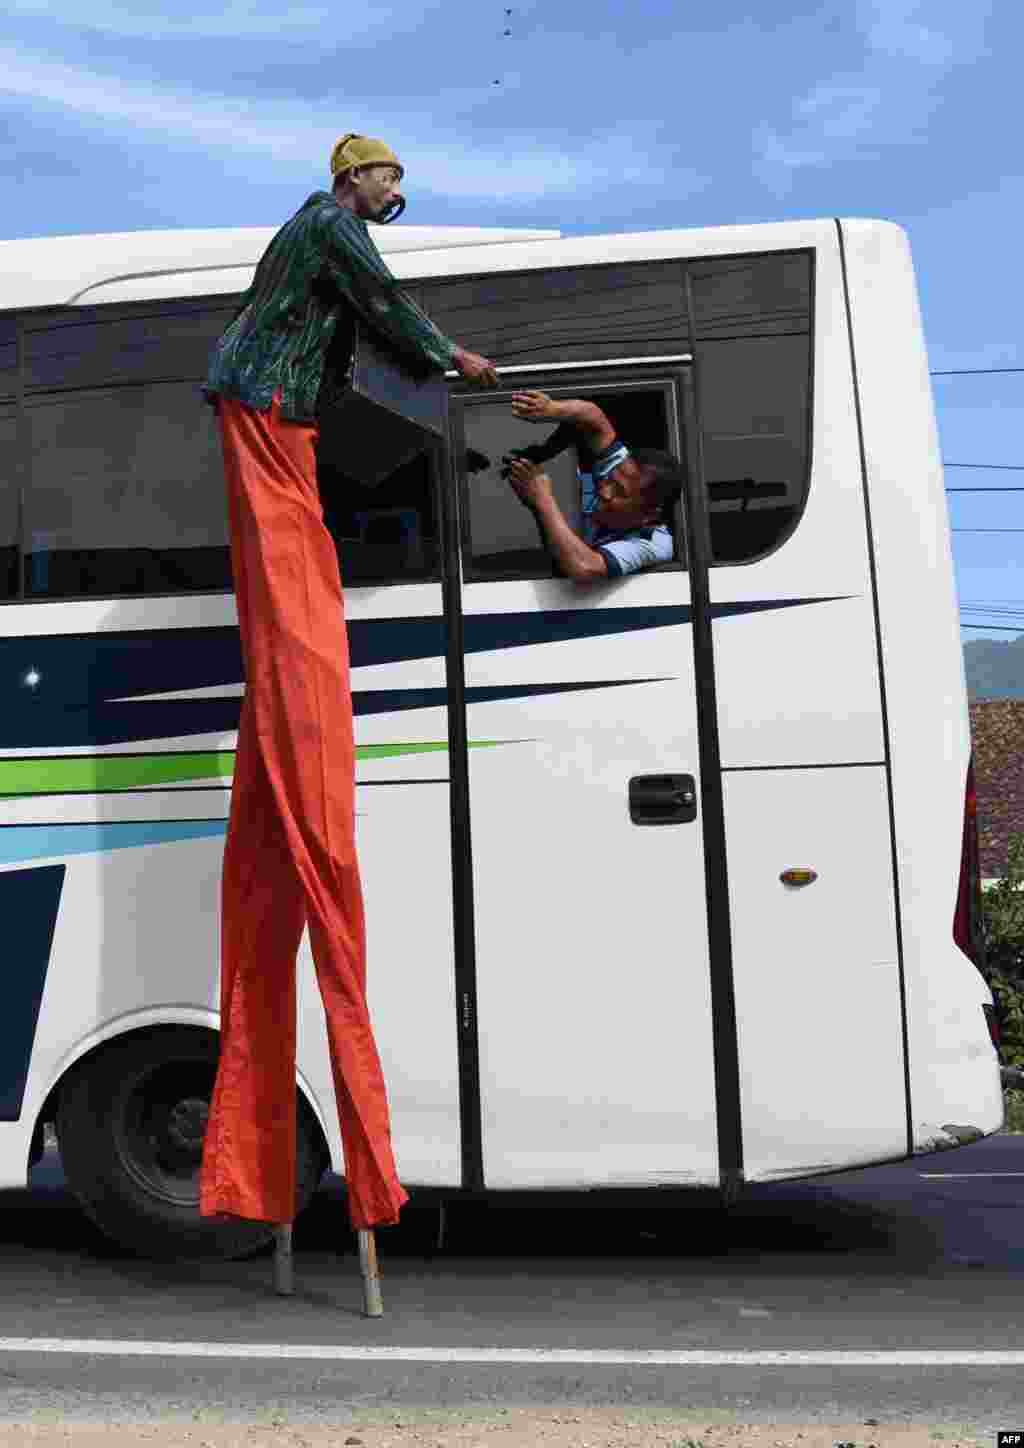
<box><xmin>0</xmin><ymin>864</ymin><xmax>65</xmax><ymax>1120</ymax></box>
<box><xmin>0</xmin><ymin>821</ymin><xmax>228</xmax><ymax>867</ymax></box>
<box><xmin>0</xmin><ymin>598</ymin><xmax>847</xmax><ymax>750</ymax></box>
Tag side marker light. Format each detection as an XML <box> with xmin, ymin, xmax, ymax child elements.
<box><xmin>780</xmin><ymin>868</ymin><xmax>818</xmax><ymax>887</ymax></box>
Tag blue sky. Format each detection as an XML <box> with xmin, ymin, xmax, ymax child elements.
<box><xmin>4</xmin><ymin>0</ymin><xmax>1022</xmax><ymax>646</ymax></box>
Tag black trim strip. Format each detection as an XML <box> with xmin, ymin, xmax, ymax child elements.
<box><xmin>436</xmin><ymin>440</ymin><xmax>485</xmax><ymax>1192</ymax></box>
<box><xmin>356</xmin><ymin>778</ymin><xmax>451</xmax><ymax>787</ymax></box>
<box><xmin>835</xmin><ymin>219</ymin><xmax>913</xmax><ymax>1156</ymax></box>
<box><xmin>722</xmin><ymin>760</ymin><xmax>886</xmax><ymax>773</ymax></box>
<box><xmin>14</xmin><ymin>315</ymin><xmax>27</xmax><ymax>603</ymax></box>
<box><xmin>679</xmin><ymin>281</ymin><xmax>744</xmax><ymax>1198</ymax></box>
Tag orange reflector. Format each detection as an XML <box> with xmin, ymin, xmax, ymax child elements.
<box><xmin>780</xmin><ymin>868</ymin><xmax>817</xmax><ymax>887</ymax></box>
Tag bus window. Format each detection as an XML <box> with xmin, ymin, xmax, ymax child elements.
<box><xmin>0</xmin><ymin>318</ymin><xmax>15</xmax><ymax>599</ymax></box>
<box><xmin>22</xmin><ymin>299</ymin><xmax>235</xmax><ymax>599</ymax></box>
<box><xmin>0</xmin><ymin>403</ymin><xmax>16</xmax><ymax>600</ymax></box>
<box><xmin>689</xmin><ymin>252</ymin><xmax>812</xmax><ymax>565</ymax></box>
<box><xmin>315</xmin><ymin>440</ymin><xmax>441</xmax><ymax>586</ymax></box>
<box><xmin>419</xmin><ymin>260</ymin><xmax>688</xmax><ymax>368</ymax></box>
<box><xmin>457</xmin><ymin>382</ymin><xmax>678</xmax><ymax>581</ymax></box>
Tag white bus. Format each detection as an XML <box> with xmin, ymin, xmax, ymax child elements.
<box><xmin>0</xmin><ymin>215</ymin><xmax>1002</xmax><ymax>1260</ymax></box>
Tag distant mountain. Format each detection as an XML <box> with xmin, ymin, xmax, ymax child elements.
<box><xmin>964</xmin><ymin>635</ymin><xmax>1024</xmax><ymax>700</ymax></box>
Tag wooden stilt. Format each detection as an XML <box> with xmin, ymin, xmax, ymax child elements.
<box><xmin>358</xmin><ymin>1227</ymin><xmax>383</xmax><ymax>1316</ymax></box>
<box><xmin>273</xmin><ymin>1223</ymin><xmax>294</xmax><ymax>1296</ymax></box>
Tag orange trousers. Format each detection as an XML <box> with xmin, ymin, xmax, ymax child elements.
<box><xmin>198</xmin><ymin>391</ymin><xmax>409</xmax><ymax>1231</ymax></box>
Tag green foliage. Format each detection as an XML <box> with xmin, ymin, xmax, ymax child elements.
<box><xmin>982</xmin><ymin>833</ymin><xmax>1024</xmax><ymax>1070</ymax></box>
<box><xmin>1006</xmin><ymin>1089</ymin><xmax>1024</xmax><ymax>1133</ymax></box>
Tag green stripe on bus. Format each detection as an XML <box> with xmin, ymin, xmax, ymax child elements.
<box><xmin>0</xmin><ymin>741</ymin><xmax>505</xmax><ymax>796</ymax></box>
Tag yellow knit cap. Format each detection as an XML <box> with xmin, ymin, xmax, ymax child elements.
<box><xmin>330</xmin><ymin>133</ymin><xmax>404</xmax><ymax>180</ymax></box>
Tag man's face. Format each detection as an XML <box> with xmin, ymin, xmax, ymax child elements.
<box><xmin>592</xmin><ymin>465</ymin><xmax>660</xmax><ymax>531</ymax></box>
<box><xmin>353</xmin><ymin>165</ymin><xmax>404</xmax><ymax>221</ymax></box>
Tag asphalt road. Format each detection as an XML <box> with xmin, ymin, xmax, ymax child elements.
<box><xmin>0</xmin><ymin>1135</ymin><xmax>1023</xmax><ymax>1433</ymax></box>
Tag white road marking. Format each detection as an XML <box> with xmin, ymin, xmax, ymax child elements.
<box><xmin>917</xmin><ymin>1172</ymin><xmax>1024</xmax><ymax>1179</ymax></box>
<box><xmin>0</xmin><ymin>1342</ymin><xmax>1023</xmax><ymax>1366</ymax></box>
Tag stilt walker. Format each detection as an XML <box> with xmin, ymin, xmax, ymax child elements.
<box><xmin>198</xmin><ymin>134</ymin><xmax>497</xmax><ymax>1310</ymax></box>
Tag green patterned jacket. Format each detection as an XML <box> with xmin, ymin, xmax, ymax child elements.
<box><xmin>203</xmin><ymin>191</ymin><xmax>456</xmax><ymax>421</ymax></box>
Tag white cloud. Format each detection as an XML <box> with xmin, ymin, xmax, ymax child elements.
<box><xmin>3</xmin><ymin>0</ymin><xmax>426</xmax><ymax>43</ymax></box>
<box><xmin>0</xmin><ymin>44</ymin><xmax>706</xmax><ymax>207</ymax></box>
<box><xmin>754</xmin><ymin>0</ymin><xmax>990</xmax><ymax>188</ymax></box>
<box><xmin>863</xmin><ymin>0</ymin><xmax>956</xmax><ymax>66</ymax></box>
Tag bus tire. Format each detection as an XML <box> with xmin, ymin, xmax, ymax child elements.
<box><xmin>55</xmin><ymin>1027</ymin><xmax>327</xmax><ymax>1262</ymax></box>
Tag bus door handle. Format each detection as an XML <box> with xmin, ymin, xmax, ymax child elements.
<box><xmin>628</xmin><ymin>773</ymin><xmax>697</xmax><ymax>826</ymax></box>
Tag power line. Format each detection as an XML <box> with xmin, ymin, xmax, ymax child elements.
<box><xmin>960</xmin><ymin>624</ymin><xmax>1024</xmax><ymax>631</ymax></box>
<box><xmin>947</xmin><ymin>487</ymin><xmax>1024</xmax><ymax>492</ymax></box>
<box><xmin>952</xmin><ymin>528</ymin><xmax>1024</xmax><ymax>533</ymax></box>
<box><xmin>944</xmin><ymin>463</ymin><xmax>1024</xmax><ymax>470</ymax></box>
<box><xmin>932</xmin><ymin>367</ymin><xmax>1024</xmax><ymax>376</ymax></box>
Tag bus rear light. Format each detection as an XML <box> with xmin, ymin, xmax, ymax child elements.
<box><xmin>953</xmin><ymin>756</ymin><xmax>984</xmax><ymax>970</ymax></box>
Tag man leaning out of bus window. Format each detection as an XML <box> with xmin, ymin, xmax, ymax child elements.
<box><xmin>502</xmin><ymin>391</ymin><xmax>683</xmax><ymax>583</ymax></box>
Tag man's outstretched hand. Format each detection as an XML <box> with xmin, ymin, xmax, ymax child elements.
<box><xmin>452</xmin><ymin>347</ymin><xmax>499</xmax><ymax>387</ymax></box>
<box><xmin>511</xmin><ymin>390</ymin><xmax>562</xmax><ymax>422</ymax></box>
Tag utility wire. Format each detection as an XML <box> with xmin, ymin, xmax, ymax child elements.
<box><xmin>932</xmin><ymin>367</ymin><xmax>1024</xmax><ymax>376</ymax></box>
<box><xmin>953</xmin><ymin>528</ymin><xmax>1024</xmax><ymax>533</ymax></box>
<box><xmin>947</xmin><ymin>486</ymin><xmax>1024</xmax><ymax>492</ymax></box>
<box><xmin>944</xmin><ymin>463</ymin><xmax>1024</xmax><ymax>470</ymax></box>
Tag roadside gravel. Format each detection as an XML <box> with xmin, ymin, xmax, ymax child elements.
<box><xmin>0</xmin><ymin>1410</ymin><xmax>991</xmax><ymax>1447</ymax></box>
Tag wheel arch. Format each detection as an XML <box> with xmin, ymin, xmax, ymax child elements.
<box><xmin>31</xmin><ymin>1012</ymin><xmax>331</xmax><ymax>1176</ymax></box>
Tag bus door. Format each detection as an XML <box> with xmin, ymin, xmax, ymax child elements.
<box><xmin>448</xmin><ymin>367</ymin><xmax>719</xmax><ymax>1190</ymax></box>
<box><xmin>687</xmin><ymin>244</ymin><xmax>907</xmax><ymax>1179</ymax></box>
<box><xmin>308</xmin><ymin>430</ymin><xmax>464</xmax><ymax>1188</ymax></box>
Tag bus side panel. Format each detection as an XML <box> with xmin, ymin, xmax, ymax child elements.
<box><xmin>459</xmin><ymin>577</ymin><xmax>719</xmax><ymax>1190</ymax></box>
<box><xmin>710</xmin><ymin>228</ymin><xmax>907</xmax><ymax>1174</ymax></box>
<box><xmin>841</xmin><ymin>219</ymin><xmax>1002</xmax><ymax>1146</ymax></box>
<box><xmin>3</xmin><ymin>598</ymin><xmax>464</xmax><ymax>1191</ymax></box>
<box><xmin>725</xmin><ymin>767</ymin><xmax>906</xmax><ymax>1177</ymax></box>
<box><xmin>8</xmin><ymin>836</ymin><xmax>225</xmax><ymax>1189</ymax></box>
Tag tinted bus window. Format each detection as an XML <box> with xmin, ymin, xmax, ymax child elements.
<box><xmin>24</xmin><ymin>379</ymin><xmax>232</xmax><ymax>597</ymax></box>
<box><xmin>0</xmin><ymin>402</ymin><xmax>17</xmax><ymax>600</ymax></box>
<box><xmin>419</xmin><ymin>261</ymin><xmax>689</xmax><ymax>367</ymax></box>
<box><xmin>316</xmin><ymin>440</ymin><xmax>441</xmax><ymax>585</ymax></box>
<box><xmin>690</xmin><ymin>252</ymin><xmax>812</xmax><ymax>565</ymax></box>
<box><xmin>23</xmin><ymin>300</ymin><xmax>235</xmax><ymax>598</ymax></box>
<box><xmin>0</xmin><ymin>317</ymin><xmax>19</xmax><ymax>599</ymax></box>
<box><xmin>20</xmin><ymin>296</ymin><xmax>439</xmax><ymax>599</ymax></box>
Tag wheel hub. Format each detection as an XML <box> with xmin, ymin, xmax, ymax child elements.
<box><xmin>165</xmin><ymin>1097</ymin><xmax>209</xmax><ymax>1154</ymax></box>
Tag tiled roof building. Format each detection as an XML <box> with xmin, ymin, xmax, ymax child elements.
<box><xmin>970</xmin><ymin>700</ymin><xmax>1024</xmax><ymax>879</ymax></box>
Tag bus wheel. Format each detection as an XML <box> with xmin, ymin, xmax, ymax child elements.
<box><xmin>55</xmin><ymin>1028</ymin><xmax>327</xmax><ymax>1261</ymax></box>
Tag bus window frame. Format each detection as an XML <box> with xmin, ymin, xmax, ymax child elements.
<box><xmin>451</xmin><ymin>365</ymin><xmax>689</xmax><ymax>585</ymax></box>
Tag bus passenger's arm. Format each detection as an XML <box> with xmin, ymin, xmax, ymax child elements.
<box><xmin>504</xmin><ymin>459</ymin><xmax>608</xmax><ymax>583</ymax></box>
<box><xmin>511</xmin><ymin>392</ymin><xmax>617</xmax><ymax>453</ymax></box>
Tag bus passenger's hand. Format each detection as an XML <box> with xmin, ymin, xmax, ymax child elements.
<box><xmin>511</xmin><ymin>390</ymin><xmax>561</xmax><ymax>423</ymax></box>
<box><xmin>504</xmin><ymin>456</ymin><xmax>553</xmax><ymax>509</ymax></box>
<box><xmin>453</xmin><ymin>347</ymin><xmax>499</xmax><ymax>387</ymax></box>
